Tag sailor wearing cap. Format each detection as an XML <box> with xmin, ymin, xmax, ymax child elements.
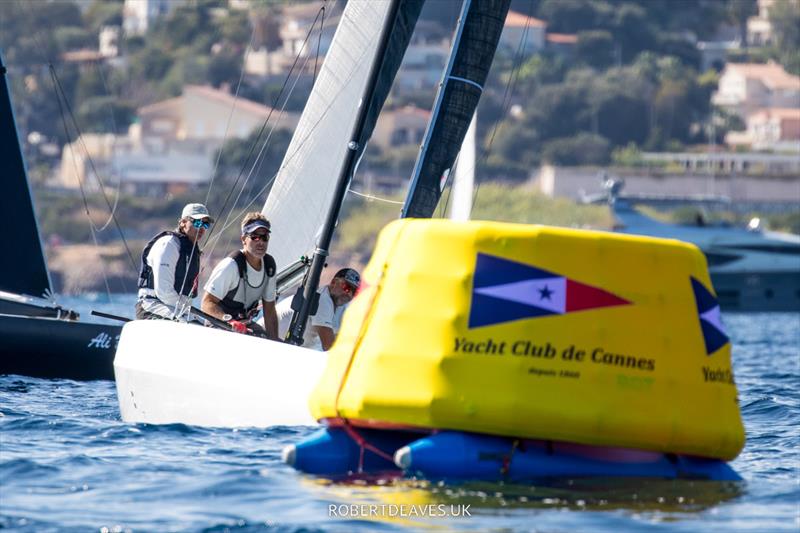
<box><xmin>277</xmin><ymin>267</ymin><xmax>360</xmax><ymax>350</ymax></box>
<box><xmin>201</xmin><ymin>212</ymin><xmax>279</xmax><ymax>339</ymax></box>
<box><xmin>136</xmin><ymin>203</ymin><xmax>213</xmax><ymax>320</ymax></box>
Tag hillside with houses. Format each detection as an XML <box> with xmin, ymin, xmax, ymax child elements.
<box><xmin>0</xmin><ymin>0</ymin><xmax>798</xmax><ymax>293</ymax></box>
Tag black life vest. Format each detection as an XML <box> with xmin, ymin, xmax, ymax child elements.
<box><xmin>138</xmin><ymin>231</ymin><xmax>201</xmax><ymax>298</ymax></box>
<box><xmin>218</xmin><ymin>250</ymin><xmax>276</xmax><ymax>320</ymax></box>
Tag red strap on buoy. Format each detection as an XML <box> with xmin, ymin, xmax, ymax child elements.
<box><xmin>500</xmin><ymin>439</ymin><xmax>520</xmax><ymax>476</ymax></box>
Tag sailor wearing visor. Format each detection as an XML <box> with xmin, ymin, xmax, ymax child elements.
<box><xmin>201</xmin><ymin>212</ymin><xmax>279</xmax><ymax>339</ymax></box>
<box><xmin>136</xmin><ymin>203</ymin><xmax>212</xmax><ymax>320</ymax></box>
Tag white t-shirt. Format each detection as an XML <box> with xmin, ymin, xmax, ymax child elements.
<box><xmin>204</xmin><ymin>255</ymin><xmax>276</xmax><ymax>313</ymax></box>
<box><xmin>276</xmin><ymin>286</ymin><xmax>346</xmax><ymax>350</ymax></box>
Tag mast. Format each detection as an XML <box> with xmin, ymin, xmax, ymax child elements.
<box><xmin>286</xmin><ymin>0</ymin><xmax>419</xmax><ymax>345</ymax></box>
<box><xmin>402</xmin><ymin>0</ymin><xmax>510</xmax><ymax>219</ymax></box>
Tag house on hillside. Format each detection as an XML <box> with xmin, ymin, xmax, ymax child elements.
<box><xmin>137</xmin><ymin>85</ymin><xmax>298</xmax><ymax>155</ymax></box>
<box><xmin>371</xmin><ymin>106</ymin><xmax>431</xmax><ymax>149</ymax></box>
<box><xmin>749</xmin><ymin>108</ymin><xmax>800</xmax><ymax>151</ymax></box>
<box><xmin>499</xmin><ymin>11</ymin><xmax>547</xmax><ymax>54</ymax></box>
<box><xmin>726</xmin><ymin>108</ymin><xmax>800</xmax><ymax>152</ymax></box>
<box><xmin>713</xmin><ymin>62</ymin><xmax>800</xmax><ymax>118</ymax></box>
<box><xmin>244</xmin><ymin>1</ymin><xmax>339</xmax><ymax>78</ymax></box>
<box><xmin>58</xmin><ymin>86</ymin><xmax>299</xmax><ymax>196</ymax></box>
<box><xmin>545</xmin><ymin>32</ymin><xmax>577</xmax><ymax>57</ymax></box>
<box><xmin>747</xmin><ymin>0</ymin><xmax>777</xmax><ymax>47</ymax></box>
<box><xmin>122</xmin><ymin>0</ymin><xmax>184</xmax><ymax>36</ymax></box>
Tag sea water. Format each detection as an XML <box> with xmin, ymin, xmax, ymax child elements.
<box><xmin>0</xmin><ymin>297</ymin><xmax>798</xmax><ymax>532</ymax></box>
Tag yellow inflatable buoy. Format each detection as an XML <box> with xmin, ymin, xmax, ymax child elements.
<box><xmin>310</xmin><ymin>219</ymin><xmax>745</xmax><ymax>461</ymax></box>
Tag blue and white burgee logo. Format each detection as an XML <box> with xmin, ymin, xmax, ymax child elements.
<box><xmin>690</xmin><ymin>277</ymin><xmax>729</xmax><ymax>355</ymax></box>
<box><xmin>469</xmin><ymin>253</ymin><xmax>630</xmax><ymax>328</ymax></box>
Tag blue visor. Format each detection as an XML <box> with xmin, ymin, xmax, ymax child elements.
<box><xmin>242</xmin><ymin>220</ymin><xmax>271</xmax><ymax>236</ymax></box>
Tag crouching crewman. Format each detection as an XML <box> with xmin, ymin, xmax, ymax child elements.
<box><xmin>201</xmin><ymin>212</ymin><xmax>279</xmax><ymax>339</ymax></box>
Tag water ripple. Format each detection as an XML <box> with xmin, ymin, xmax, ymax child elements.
<box><xmin>0</xmin><ymin>312</ymin><xmax>798</xmax><ymax>531</ymax></box>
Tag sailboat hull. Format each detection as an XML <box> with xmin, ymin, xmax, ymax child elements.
<box><xmin>0</xmin><ymin>314</ymin><xmax>120</xmax><ymax>380</ymax></box>
<box><xmin>114</xmin><ymin>320</ymin><xmax>326</xmax><ymax>427</ymax></box>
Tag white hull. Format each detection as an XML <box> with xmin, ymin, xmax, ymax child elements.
<box><xmin>114</xmin><ymin>321</ymin><xmax>326</xmax><ymax>428</ymax></box>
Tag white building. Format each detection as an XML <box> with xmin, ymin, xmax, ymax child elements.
<box><xmin>744</xmin><ymin>108</ymin><xmax>800</xmax><ymax>152</ymax></box>
<box><xmin>122</xmin><ymin>0</ymin><xmax>184</xmax><ymax>36</ymax></box>
<box><xmin>99</xmin><ymin>26</ymin><xmax>120</xmax><ymax>58</ymax></box>
<box><xmin>136</xmin><ymin>85</ymin><xmax>298</xmax><ymax>153</ymax></box>
<box><xmin>499</xmin><ymin>10</ymin><xmax>547</xmax><ymax>54</ymax></box>
<box><xmin>59</xmin><ymin>86</ymin><xmax>299</xmax><ymax>195</ymax></box>
<box><xmin>394</xmin><ymin>39</ymin><xmax>450</xmax><ymax>93</ymax></box>
<box><xmin>245</xmin><ymin>1</ymin><xmax>338</xmax><ymax>78</ymax></box>
<box><xmin>747</xmin><ymin>0</ymin><xmax>777</xmax><ymax>47</ymax></box>
<box><xmin>713</xmin><ymin>62</ymin><xmax>800</xmax><ymax>118</ymax></box>
<box><xmin>371</xmin><ymin>106</ymin><xmax>431</xmax><ymax>149</ymax></box>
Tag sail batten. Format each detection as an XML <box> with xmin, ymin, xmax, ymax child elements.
<box><xmin>402</xmin><ymin>0</ymin><xmax>511</xmax><ymax>219</ymax></box>
<box><xmin>0</xmin><ymin>52</ymin><xmax>53</xmax><ymax>299</ymax></box>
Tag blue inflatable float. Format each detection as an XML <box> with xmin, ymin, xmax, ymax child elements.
<box><xmin>284</xmin><ymin>427</ymin><xmax>741</xmax><ymax>481</ymax></box>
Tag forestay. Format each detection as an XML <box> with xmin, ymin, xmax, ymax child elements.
<box><xmin>263</xmin><ymin>0</ymin><xmax>424</xmax><ymax>271</ymax></box>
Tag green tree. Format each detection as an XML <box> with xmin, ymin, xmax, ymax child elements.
<box><xmin>76</xmin><ymin>96</ymin><xmax>135</xmax><ymax>133</ymax></box>
<box><xmin>538</xmin><ymin>0</ymin><xmax>606</xmax><ymax>33</ymax></box>
<box><xmin>83</xmin><ymin>0</ymin><xmax>123</xmax><ymax>33</ymax></box>
<box><xmin>53</xmin><ymin>27</ymin><xmax>94</xmax><ymax>51</ymax></box>
<box><xmin>770</xmin><ymin>0</ymin><xmax>800</xmax><ymax>73</ymax></box>
<box><xmin>208</xmin><ymin>48</ymin><xmax>242</xmax><ymax>89</ymax></box>
<box><xmin>576</xmin><ymin>30</ymin><xmax>615</xmax><ymax>68</ymax></box>
<box><xmin>727</xmin><ymin>0</ymin><xmax>758</xmax><ymax>47</ymax></box>
<box><xmin>211</xmin><ymin>127</ymin><xmax>294</xmax><ymax>207</ymax></box>
<box><xmin>542</xmin><ymin>133</ymin><xmax>611</xmax><ymax>165</ymax></box>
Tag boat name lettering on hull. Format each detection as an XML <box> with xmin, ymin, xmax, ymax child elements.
<box><xmin>87</xmin><ymin>332</ymin><xmax>119</xmax><ymax>350</ymax></box>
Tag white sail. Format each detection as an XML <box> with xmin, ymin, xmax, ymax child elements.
<box><xmin>263</xmin><ymin>1</ymin><xmax>394</xmax><ymax>271</ymax></box>
<box><xmin>449</xmin><ymin>112</ymin><xmax>476</xmax><ymax>221</ymax></box>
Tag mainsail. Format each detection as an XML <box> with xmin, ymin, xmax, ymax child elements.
<box><xmin>402</xmin><ymin>0</ymin><xmax>511</xmax><ymax>219</ymax></box>
<box><xmin>263</xmin><ymin>0</ymin><xmax>424</xmax><ymax>271</ymax></box>
<box><xmin>0</xmin><ymin>52</ymin><xmax>53</xmax><ymax>299</ymax></box>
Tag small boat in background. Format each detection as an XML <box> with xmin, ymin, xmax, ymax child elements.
<box><xmin>0</xmin><ymin>51</ymin><xmax>121</xmax><ymax>381</ymax></box>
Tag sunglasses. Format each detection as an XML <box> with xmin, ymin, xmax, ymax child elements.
<box><xmin>247</xmin><ymin>232</ymin><xmax>270</xmax><ymax>242</ymax></box>
<box><xmin>341</xmin><ymin>283</ymin><xmax>357</xmax><ymax>295</ymax></box>
<box><xmin>192</xmin><ymin>219</ymin><xmax>212</xmax><ymax>229</ymax></box>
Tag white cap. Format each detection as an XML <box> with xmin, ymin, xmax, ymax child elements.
<box><xmin>181</xmin><ymin>203</ymin><xmax>214</xmax><ymax>223</ymax></box>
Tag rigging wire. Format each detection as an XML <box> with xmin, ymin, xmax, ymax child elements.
<box><xmin>47</xmin><ymin>66</ymin><xmax>138</xmax><ymax>273</ymax></box>
<box><xmin>17</xmin><ymin>1</ymin><xmax>140</xmax><ymax>302</ymax></box>
<box><xmin>92</xmin><ymin>61</ymin><xmax>123</xmax><ymax>232</ymax></box>
<box><xmin>199</xmin><ymin>2</ymin><xmax>349</xmax><ymax>270</ymax></box>
<box><xmin>213</xmin><ymin>0</ymin><xmax>409</xmax><ymax>263</ymax></box>
<box><xmin>52</xmin><ymin>71</ymin><xmax>117</xmax><ymax>299</ymax></box>
<box><xmin>311</xmin><ymin>2</ymin><xmax>325</xmax><ymax>83</ymax></box>
<box><xmin>205</xmin><ymin>5</ymin><xmax>328</xmax><ymax>243</ymax></box>
<box><xmin>20</xmin><ymin>0</ymin><xmax>137</xmax><ymax>270</ymax></box>
<box><xmin>174</xmin><ymin>3</ymin><xmax>334</xmax><ymax>309</ymax></box>
<box><xmin>347</xmin><ymin>188</ymin><xmax>404</xmax><ymax>205</ymax></box>
<box><xmin>469</xmin><ymin>0</ymin><xmax>534</xmax><ymax>214</ymax></box>
<box><xmin>202</xmin><ymin>34</ymin><xmax>318</xmax><ymax>265</ymax></box>
<box><xmin>204</xmin><ymin>22</ymin><xmax>259</xmax><ymax>207</ymax></box>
